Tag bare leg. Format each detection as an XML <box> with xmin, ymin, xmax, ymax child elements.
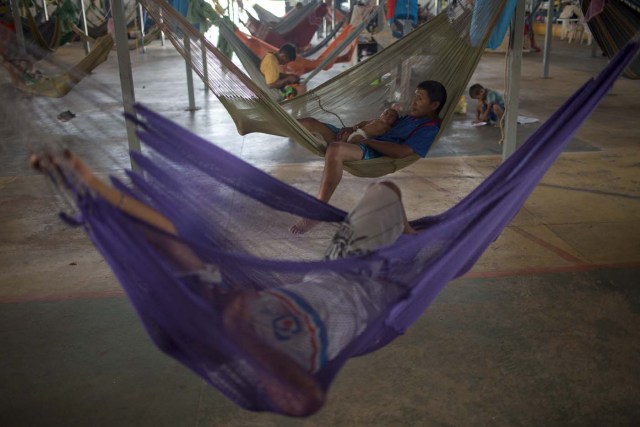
<box><xmin>297</xmin><ymin>117</ymin><xmax>337</xmax><ymax>143</ymax></box>
<box><xmin>475</xmin><ymin>102</ymin><xmax>482</xmax><ymax>122</ymax></box>
<box><xmin>290</xmin><ymin>142</ymin><xmax>363</xmax><ymax>234</ymax></box>
<box><xmin>493</xmin><ymin>104</ymin><xmax>505</xmax><ymax>127</ymax></box>
<box><xmin>31</xmin><ymin>151</ymin><xmax>209</xmax><ymax>270</ymax></box>
<box><xmin>223</xmin><ymin>293</ymin><xmax>325</xmax><ymax>416</ymax></box>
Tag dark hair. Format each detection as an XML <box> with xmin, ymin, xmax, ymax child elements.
<box><xmin>278</xmin><ymin>44</ymin><xmax>297</xmax><ymax>62</ymax></box>
<box><xmin>469</xmin><ymin>83</ymin><xmax>484</xmax><ymax>98</ymax></box>
<box><xmin>417</xmin><ymin>80</ymin><xmax>447</xmax><ymax>115</ymax></box>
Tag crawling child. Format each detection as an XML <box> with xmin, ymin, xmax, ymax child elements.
<box><xmin>469</xmin><ymin>83</ymin><xmax>505</xmax><ymax>126</ymax></box>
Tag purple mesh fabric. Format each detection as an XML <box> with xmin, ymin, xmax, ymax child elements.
<box><xmin>57</xmin><ymin>41</ymin><xmax>638</xmax><ymax>416</ymax></box>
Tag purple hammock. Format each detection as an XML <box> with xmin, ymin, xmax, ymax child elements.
<box><xmin>53</xmin><ymin>40</ymin><xmax>638</xmax><ymax>416</ymax></box>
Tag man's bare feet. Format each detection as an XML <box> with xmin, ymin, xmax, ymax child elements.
<box><xmin>223</xmin><ymin>294</ymin><xmax>325</xmax><ymax>416</ymax></box>
<box><xmin>289</xmin><ymin>218</ymin><xmax>319</xmax><ymax>235</ymax></box>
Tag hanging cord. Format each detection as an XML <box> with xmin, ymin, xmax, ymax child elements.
<box><xmin>103</xmin><ymin>0</ymin><xmax>113</xmax><ymax>20</ymax></box>
<box><xmin>309</xmin><ymin>91</ymin><xmax>346</xmax><ymax>128</ymax></box>
<box><xmin>497</xmin><ymin>30</ymin><xmax>510</xmax><ymax>145</ymax></box>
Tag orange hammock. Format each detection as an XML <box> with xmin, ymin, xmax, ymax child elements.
<box><xmin>235</xmin><ymin>26</ymin><xmax>357</xmax><ymax>76</ymax></box>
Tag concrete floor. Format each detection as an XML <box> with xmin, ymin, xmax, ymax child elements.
<box><xmin>1</xmin><ymin>36</ymin><xmax>640</xmax><ymax>426</ymax></box>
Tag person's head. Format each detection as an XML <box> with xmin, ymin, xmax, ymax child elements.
<box><xmin>379</xmin><ymin>108</ymin><xmax>400</xmax><ymax>125</ymax></box>
<box><xmin>295</xmin><ymin>2</ymin><xmax>303</xmax><ymax>9</ymax></box>
<box><xmin>17</xmin><ymin>58</ymin><xmax>32</xmax><ymax>72</ymax></box>
<box><xmin>411</xmin><ymin>80</ymin><xmax>447</xmax><ymax>117</ymax></box>
<box><xmin>469</xmin><ymin>84</ymin><xmax>486</xmax><ymax>100</ymax></box>
<box><xmin>276</xmin><ymin>43</ymin><xmax>297</xmax><ymax>64</ymax></box>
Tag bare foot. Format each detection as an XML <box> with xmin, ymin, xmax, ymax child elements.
<box><xmin>29</xmin><ymin>153</ymin><xmax>42</xmax><ymax>170</ymax></box>
<box><xmin>223</xmin><ymin>294</ymin><xmax>325</xmax><ymax>416</ymax></box>
<box><xmin>63</xmin><ymin>150</ymin><xmax>96</xmax><ymax>184</ymax></box>
<box><xmin>289</xmin><ymin>218</ymin><xmax>319</xmax><ymax>235</ymax></box>
<box><xmin>30</xmin><ymin>150</ymin><xmax>95</xmax><ymax>185</ymax></box>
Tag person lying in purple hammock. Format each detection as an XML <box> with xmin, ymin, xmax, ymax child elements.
<box><xmin>31</xmin><ymin>150</ymin><xmax>417</xmax><ymax>416</ymax></box>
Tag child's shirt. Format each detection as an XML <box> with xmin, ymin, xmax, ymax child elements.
<box><xmin>485</xmin><ymin>88</ymin><xmax>505</xmax><ymax>108</ymax></box>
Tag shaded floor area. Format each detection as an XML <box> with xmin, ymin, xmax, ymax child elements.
<box><xmin>1</xmin><ymin>35</ymin><xmax>639</xmax><ymax>426</ymax></box>
<box><xmin>2</xmin><ymin>268</ymin><xmax>639</xmax><ymax>426</ymax></box>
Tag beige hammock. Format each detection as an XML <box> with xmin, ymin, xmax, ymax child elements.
<box><xmin>4</xmin><ymin>35</ymin><xmax>114</xmax><ymax>98</ymax></box>
<box><xmin>140</xmin><ymin>0</ymin><xmax>509</xmax><ymax>177</ymax></box>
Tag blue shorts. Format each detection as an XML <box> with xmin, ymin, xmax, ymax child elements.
<box><xmin>357</xmin><ymin>143</ymin><xmax>382</xmax><ymax>160</ymax></box>
<box><xmin>484</xmin><ymin>103</ymin><xmax>505</xmax><ymax>123</ymax></box>
<box><xmin>322</xmin><ymin>122</ymin><xmax>382</xmax><ymax>160</ymax></box>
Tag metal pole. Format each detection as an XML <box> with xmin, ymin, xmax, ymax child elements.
<box><xmin>435</xmin><ymin>0</ymin><xmax>441</xmax><ymax>15</ymax></box>
<box><xmin>9</xmin><ymin>0</ymin><xmax>26</xmax><ymax>55</ymax></box>
<box><xmin>184</xmin><ymin>35</ymin><xmax>197</xmax><ymax>111</ymax></box>
<box><xmin>502</xmin><ymin>0</ymin><xmax>526</xmax><ymax>160</ymax></box>
<box><xmin>80</xmin><ymin>0</ymin><xmax>91</xmax><ymax>53</ymax></box>
<box><xmin>138</xmin><ymin>3</ymin><xmax>146</xmax><ymax>53</ymax></box>
<box><xmin>42</xmin><ymin>0</ymin><xmax>49</xmax><ymax>21</ymax></box>
<box><xmin>112</xmin><ymin>0</ymin><xmax>141</xmax><ymax>169</ymax></box>
<box><xmin>332</xmin><ymin>1</ymin><xmax>335</xmax><ymax>31</ymax></box>
<box><xmin>542</xmin><ymin>0</ymin><xmax>554</xmax><ymax>78</ymax></box>
<box><xmin>159</xmin><ymin>9</ymin><xmax>165</xmax><ymax>46</ymax></box>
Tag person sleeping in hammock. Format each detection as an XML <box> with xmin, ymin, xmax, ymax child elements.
<box><xmin>31</xmin><ymin>150</ymin><xmax>417</xmax><ymax>417</ymax></box>
<box><xmin>340</xmin><ymin>107</ymin><xmax>400</xmax><ymax>144</ymax></box>
<box><xmin>0</xmin><ymin>35</ymin><xmax>42</xmax><ymax>84</ymax></box>
<box><xmin>260</xmin><ymin>43</ymin><xmax>305</xmax><ymax>100</ymax></box>
<box><xmin>294</xmin><ymin>80</ymin><xmax>447</xmax><ymax>234</ymax></box>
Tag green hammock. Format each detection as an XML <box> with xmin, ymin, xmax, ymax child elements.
<box><xmin>23</xmin><ymin>0</ymin><xmax>79</xmax><ymax>51</ymax></box>
<box><xmin>140</xmin><ymin>0</ymin><xmax>509</xmax><ymax>177</ymax></box>
<box><xmin>1</xmin><ymin>33</ymin><xmax>114</xmax><ymax>98</ymax></box>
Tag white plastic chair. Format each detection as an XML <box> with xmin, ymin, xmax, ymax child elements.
<box><xmin>567</xmin><ymin>19</ymin><xmax>593</xmax><ymax>45</ymax></box>
<box><xmin>558</xmin><ymin>4</ymin><xmax>582</xmax><ymax>40</ymax></box>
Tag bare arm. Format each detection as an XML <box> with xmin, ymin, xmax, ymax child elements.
<box><xmin>359</xmin><ymin>121</ymin><xmax>390</xmax><ymax>138</ymax></box>
<box><xmin>478</xmin><ymin>102</ymin><xmax>492</xmax><ymax>122</ymax></box>
<box><xmin>475</xmin><ymin>101</ymin><xmax>483</xmax><ymax>121</ymax></box>
<box><xmin>479</xmin><ymin>108</ymin><xmax>490</xmax><ymax>122</ymax></box>
<box><xmin>336</xmin><ymin>120</ymin><xmax>372</xmax><ymax>141</ymax></box>
<box><xmin>268</xmin><ymin>73</ymin><xmax>299</xmax><ymax>89</ymax></box>
<box><xmin>353</xmin><ymin>120</ymin><xmax>371</xmax><ymax>129</ymax></box>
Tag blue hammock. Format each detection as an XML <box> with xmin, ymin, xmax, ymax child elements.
<box><xmin>52</xmin><ymin>40</ymin><xmax>639</xmax><ymax>417</ymax></box>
